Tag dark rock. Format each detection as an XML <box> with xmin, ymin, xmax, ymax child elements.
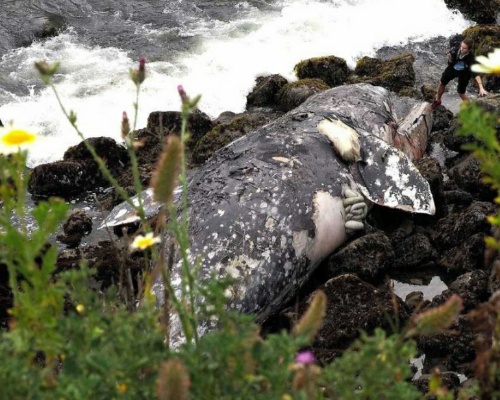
<box><xmin>430</xmin><ymin>201</ymin><xmax>496</xmax><ymax>251</ymax></box>
<box><xmin>28</xmin><ymin>161</ymin><xmax>99</xmax><ymax>198</ymax></box>
<box><xmin>29</xmin><ymin>137</ymin><xmax>130</xmax><ymax>199</ymax></box>
<box><xmin>246</xmin><ymin>74</ymin><xmax>288</xmax><ymax>109</ymax></box>
<box><xmin>300</xmin><ymin>274</ymin><xmax>409</xmax><ymax>357</ymax></box>
<box><xmin>393</xmin><ymin>232</ymin><xmax>438</xmax><ymax>270</ymax></box>
<box><xmin>294</xmin><ymin>55</ymin><xmax>351</xmax><ymax>87</ymax></box>
<box><xmin>56</xmin><ymin>209</ymin><xmax>93</xmax><ymax>248</ymax></box>
<box><xmin>448</xmin><ymin>270</ymin><xmax>489</xmax><ymax>311</ymax></box>
<box><xmin>431</xmin><ymin>107</ymin><xmax>453</xmax><ymax>132</ymax></box>
<box><xmin>405</xmin><ymin>291</ymin><xmax>424</xmax><ymax>311</ymax></box>
<box><xmin>349</xmin><ymin>53</ymin><xmax>416</xmax><ymax>95</ymax></box>
<box><xmin>32</xmin><ymin>14</ymin><xmax>67</xmax><ymax>40</ymax></box>
<box><xmin>443</xmin><ymin>190</ymin><xmax>473</xmax><ymax>207</ymax></box>
<box><xmin>56</xmin><ymin>241</ymin><xmax>146</xmax><ymax>291</ymax></box>
<box><xmin>482</xmin><ymin>75</ymin><xmax>500</xmax><ymax>93</ymax></box>
<box><xmin>475</xmin><ymin>95</ymin><xmax>500</xmax><ymax>116</ymax></box>
<box><xmin>449</xmin><ymin>154</ymin><xmax>497</xmax><ymax>201</ymax></box>
<box><xmin>276</xmin><ymin>78</ymin><xmax>329</xmax><ymax>112</ymax></box>
<box><xmin>414</xmin><ymin>371</ymin><xmax>460</xmax><ymax>394</ymax></box>
<box><xmin>0</xmin><ymin>263</ymin><xmax>12</xmax><ymax>330</ymax></box>
<box><xmin>443</xmin><ymin>118</ymin><xmax>475</xmax><ymax>153</ymax></box>
<box><xmin>418</xmin><ymin>314</ymin><xmax>477</xmax><ymax>368</ymax></box>
<box><xmin>324</xmin><ymin>232</ymin><xmax>395</xmax><ymax>280</ymax></box>
<box><xmin>192</xmin><ymin>111</ymin><xmax>283</xmax><ymax>164</ymax></box>
<box><xmin>63</xmin><ymin>137</ymin><xmax>129</xmax><ymax>173</ymax></box>
<box><xmin>146</xmin><ymin>109</ymin><xmax>214</xmax><ymax>148</ymax></box>
<box><xmin>438</xmin><ymin>233</ymin><xmax>487</xmax><ymax>274</ymax></box>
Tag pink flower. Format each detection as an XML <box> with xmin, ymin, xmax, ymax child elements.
<box><xmin>177</xmin><ymin>85</ymin><xmax>188</xmax><ymax>104</ymax></box>
<box><xmin>295</xmin><ymin>351</ymin><xmax>315</xmax><ymax>365</ymax></box>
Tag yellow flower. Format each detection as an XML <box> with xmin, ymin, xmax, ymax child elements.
<box><xmin>116</xmin><ymin>383</ymin><xmax>127</xmax><ymax>393</ymax></box>
<box><xmin>471</xmin><ymin>48</ymin><xmax>500</xmax><ymax>75</ymax></box>
<box><xmin>0</xmin><ymin>123</ymin><xmax>37</xmax><ymax>154</ymax></box>
<box><xmin>75</xmin><ymin>304</ymin><xmax>85</xmax><ymax>314</ymax></box>
<box><xmin>130</xmin><ymin>232</ymin><xmax>161</xmax><ymax>251</ymax></box>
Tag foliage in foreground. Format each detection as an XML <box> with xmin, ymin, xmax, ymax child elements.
<box><xmin>0</xmin><ymin>55</ymin><xmax>500</xmax><ymax>399</ymax></box>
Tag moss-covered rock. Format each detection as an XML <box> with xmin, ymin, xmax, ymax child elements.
<box><xmin>192</xmin><ymin>112</ymin><xmax>282</xmax><ymax>165</ymax></box>
<box><xmin>444</xmin><ymin>0</ymin><xmax>499</xmax><ymax>24</ymax></box>
<box><xmin>294</xmin><ymin>55</ymin><xmax>351</xmax><ymax>87</ymax></box>
<box><xmin>246</xmin><ymin>74</ymin><xmax>288</xmax><ymax>109</ymax></box>
<box><xmin>146</xmin><ymin>109</ymin><xmax>213</xmax><ymax>149</ymax></box>
<box><xmin>463</xmin><ymin>25</ymin><xmax>500</xmax><ymax>92</ymax></box>
<box><xmin>463</xmin><ymin>25</ymin><xmax>500</xmax><ymax>57</ymax></box>
<box><xmin>349</xmin><ymin>53</ymin><xmax>416</xmax><ymax>95</ymax></box>
<box><xmin>276</xmin><ymin>78</ymin><xmax>330</xmax><ymax>112</ymax></box>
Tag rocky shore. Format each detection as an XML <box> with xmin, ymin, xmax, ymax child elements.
<box><xmin>1</xmin><ymin>2</ymin><xmax>500</xmax><ymax>395</ymax></box>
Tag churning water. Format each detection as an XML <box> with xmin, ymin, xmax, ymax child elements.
<box><xmin>0</xmin><ymin>0</ymin><xmax>471</xmax><ymax>166</ymax></box>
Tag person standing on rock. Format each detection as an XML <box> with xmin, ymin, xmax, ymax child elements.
<box><xmin>431</xmin><ymin>37</ymin><xmax>488</xmax><ymax>110</ymax></box>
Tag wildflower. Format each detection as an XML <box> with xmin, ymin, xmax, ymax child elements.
<box><xmin>130</xmin><ymin>232</ymin><xmax>161</xmax><ymax>251</ymax></box>
<box><xmin>116</xmin><ymin>383</ymin><xmax>128</xmax><ymax>393</ymax></box>
<box><xmin>121</xmin><ymin>111</ymin><xmax>131</xmax><ymax>139</ymax></box>
<box><xmin>0</xmin><ymin>123</ymin><xmax>37</xmax><ymax>154</ymax></box>
<box><xmin>34</xmin><ymin>61</ymin><xmax>60</xmax><ymax>84</ymax></box>
<box><xmin>295</xmin><ymin>350</ymin><xmax>316</xmax><ymax>365</ymax></box>
<box><xmin>130</xmin><ymin>57</ymin><xmax>146</xmax><ymax>85</ymax></box>
<box><xmin>471</xmin><ymin>48</ymin><xmax>500</xmax><ymax>75</ymax></box>
<box><xmin>177</xmin><ymin>85</ymin><xmax>189</xmax><ymax>104</ymax></box>
<box><xmin>75</xmin><ymin>304</ymin><xmax>85</xmax><ymax>314</ymax></box>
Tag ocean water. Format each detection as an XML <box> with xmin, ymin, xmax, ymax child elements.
<box><xmin>0</xmin><ymin>0</ymin><xmax>471</xmax><ymax>167</ymax></box>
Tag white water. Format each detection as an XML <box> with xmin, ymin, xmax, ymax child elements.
<box><xmin>0</xmin><ymin>0</ymin><xmax>470</xmax><ymax>166</ymax></box>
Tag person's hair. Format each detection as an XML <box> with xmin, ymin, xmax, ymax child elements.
<box><xmin>462</xmin><ymin>38</ymin><xmax>473</xmax><ymax>51</ymax></box>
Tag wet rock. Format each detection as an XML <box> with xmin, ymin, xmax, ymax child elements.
<box><xmin>442</xmin><ymin>118</ymin><xmax>475</xmax><ymax>154</ymax></box>
<box><xmin>294</xmin><ymin>55</ymin><xmax>351</xmax><ymax>87</ymax></box>
<box><xmin>348</xmin><ymin>53</ymin><xmax>416</xmax><ymax>95</ymax></box>
<box><xmin>418</xmin><ymin>314</ymin><xmax>477</xmax><ymax>370</ymax></box>
<box><xmin>393</xmin><ymin>232</ymin><xmax>438</xmax><ymax>270</ymax></box>
<box><xmin>0</xmin><ymin>263</ymin><xmax>12</xmax><ymax>330</ymax></box>
<box><xmin>487</xmin><ymin>259</ymin><xmax>500</xmax><ymax>296</ymax></box>
<box><xmin>192</xmin><ymin>111</ymin><xmax>282</xmax><ymax>164</ymax></box>
<box><xmin>299</xmin><ymin>274</ymin><xmax>409</xmax><ymax>358</ymax></box>
<box><xmin>32</xmin><ymin>14</ymin><xmax>67</xmax><ymax>40</ymax></box>
<box><xmin>430</xmin><ymin>201</ymin><xmax>496</xmax><ymax>251</ymax></box>
<box><xmin>431</xmin><ymin>106</ymin><xmax>453</xmax><ymax>132</ymax></box>
<box><xmin>246</xmin><ymin>74</ymin><xmax>288</xmax><ymax>109</ymax></box>
<box><xmin>28</xmin><ymin>161</ymin><xmax>99</xmax><ymax>199</ymax></box>
<box><xmin>438</xmin><ymin>233</ymin><xmax>487</xmax><ymax>274</ymax></box>
<box><xmin>448</xmin><ymin>270</ymin><xmax>489</xmax><ymax>311</ymax></box>
<box><xmin>64</xmin><ymin>137</ymin><xmax>129</xmax><ymax>173</ymax></box>
<box><xmin>449</xmin><ymin>154</ymin><xmax>497</xmax><ymax>201</ymax></box>
<box><xmin>475</xmin><ymin>95</ymin><xmax>500</xmax><ymax>115</ymax></box>
<box><xmin>276</xmin><ymin>78</ymin><xmax>329</xmax><ymax>112</ymax></box>
<box><xmin>29</xmin><ymin>137</ymin><xmax>131</xmax><ymax>199</ymax></box>
<box><xmin>146</xmin><ymin>109</ymin><xmax>214</xmax><ymax>148</ymax></box>
<box><xmin>56</xmin><ymin>209</ymin><xmax>93</xmax><ymax>248</ymax></box>
<box><xmin>324</xmin><ymin>232</ymin><xmax>395</xmax><ymax>280</ymax></box>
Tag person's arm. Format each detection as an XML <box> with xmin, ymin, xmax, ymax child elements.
<box><xmin>475</xmin><ymin>75</ymin><xmax>488</xmax><ymax>97</ymax></box>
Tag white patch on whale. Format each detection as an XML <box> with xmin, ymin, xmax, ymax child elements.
<box><xmin>317</xmin><ymin>117</ymin><xmax>361</xmax><ymax>162</ymax></box>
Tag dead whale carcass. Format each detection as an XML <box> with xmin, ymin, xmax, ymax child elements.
<box><xmin>101</xmin><ymin>83</ymin><xmax>434</xmax><ymax>328</ymax></box>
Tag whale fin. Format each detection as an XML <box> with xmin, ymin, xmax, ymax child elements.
<box><xmin>352</xmin><ymin>135</ymin><xmax>435</xmax><ymax>215</ymax></box>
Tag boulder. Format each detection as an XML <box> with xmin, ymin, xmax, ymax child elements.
<box><xmin>246</xmin><ymin>74</ymin><xmax>288</xmax><ymax>109</ymax></box>
<box><xmin>392</xmin><ymin>232</ymin><xmax>438</xmax><ymax>270</ymax></box>
<box><xmin>294</xmin><ymin>55</ymin><xmax>351</xmax><ymax>87</ymax></box>
<box><xmin>323</xmin><ymin>232</ymin><xmax>395</xmax><ymax>280</ymax></box>
<box><xmin>449</xmin><ymin>154</ymin><xmax>497</xmax><ymax>201</ymax></box>
<box><xmin>192</xmin><ymin>111</ymin><xmax>283</xmax><ymax>164</ymax></box>
<box><xmin>276</xmin><ymin>78</ymin><xmax>330</xmax><ymax>112</ymax></box>
<box><xmin>438</xmin><ymin>233</ymin><xmax>487</xmax><ymax>274</ymax></box>
<box><xmin>146</xmin><ymin>109</ymin><xmax>214</xmax><ymax>148</ymax></box>
<box><xmin>463</xmin><ymin>25</ymin><xmax>500</xmax><ymax>58</ymax></box>
<box><xmin>446</xmin><ymin>0</ymin><xmax>499</xmax><ymax>24</ymax></box>
<box><xmin>298</xmin><ymin>274</ymin><xmax>409</xmax><ymax>360</ymax></box>
<box><xmin>448</xmin><ymin>270</ymin><xmax>489</xmax><ymax>311</ymax></box>
<box><xmin>349</xmin><ymin>53</ymin><xmax>416</xmax><ymax>95</ymax></box>
<box><xmin>56</xmin><ymin>209</ymin><xmax>93</xmax><ymax>249</ymax></box>
<box><xmin>430</xmin><ymin>201</ymin><xmax>496</xmax><ymax>251</ymax></box>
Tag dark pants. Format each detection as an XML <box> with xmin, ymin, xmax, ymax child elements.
<box><xmin>440</xmin><ymin>65</ymin><xmax>471</xmax><ymax>94</ymax></box>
